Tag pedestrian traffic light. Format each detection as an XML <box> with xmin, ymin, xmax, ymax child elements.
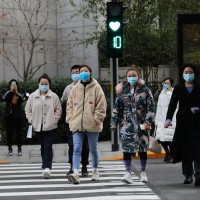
<box><xmin>107</xmin><ymin>2</ymin><xmax>124</xmax><ymax>58</ymax></box>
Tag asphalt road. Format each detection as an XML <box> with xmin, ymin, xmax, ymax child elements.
<box><xmin>132</xmin><ymin>158</ymin><xmax>200</xmax><ymax>200</ymax></box>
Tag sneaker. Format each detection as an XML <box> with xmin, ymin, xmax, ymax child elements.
<box><xmin>92</xmin><ymin>171</ymin><xmax>99</xmax><ymax>181</ymax></box>
<box><xmin>82</xmin><ymin>166</ymin><xmax>89</xmax><ymax>177</ymax></box>
<box><xmin>18</xmin><ymin>148</ymin><xmax>22</xmax><ymax>156</ymax></box>
<box><xmin>68</xmin><ymin>173</ymin><xmax>80</xmax><ymax>184</ymax></box>
<box><xmin>67</xmin><ymin>168</ymin><xmax>74</xmax><ymax>177</ymax></box>
<box><xmin>8</xmin><ymin>148</ymin><xmax>13</xmax><ymax>156</ymax></box>
<box><xmin>121</xmin><ymin>172</ymin><xmax>133</xmax><ymax>184</ymax></box>
<box><xmin>140</xmin><ymin>172</ymin><xmax>148</xmax><ymax>182</ymax></box>
<box><xmin>42</xmin><ymin>168</ymin><xmax>51</xmax><ymax>179</ymax></box>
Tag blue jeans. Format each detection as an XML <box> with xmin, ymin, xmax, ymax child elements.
<box><xmin>73</xmin><ymin>131</ymin><xmax>99</xmax><ymax>170</ymax></box>
<box><xmin>37</xmin><ymin>129</ymin><xmax>55</xmax><ymax>169</ymax></box>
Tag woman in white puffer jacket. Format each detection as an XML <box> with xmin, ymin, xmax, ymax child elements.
<box><xmin>155</xmin><ymin>77</ymin><xmax>177</xmax><ymax>163</ymax></box>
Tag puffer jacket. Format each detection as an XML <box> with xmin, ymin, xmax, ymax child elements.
<box><xmin>155</xmin><ymin>89</ymin><xmax>177</xmax><ymax>142</ymax></box>
<box><xmin>66</xmin><ymin>79</ymin><xmax>107</xmax><ymax>132</ymax></box>
<box><xmin>25</xmin><ymin>89</ymin><xmax>62</xmax><ymax>132</ymax></box>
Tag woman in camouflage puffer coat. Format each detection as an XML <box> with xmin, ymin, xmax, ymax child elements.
<box><xmin>111</xmin><ymin>66</ymin><xmax>155</xmax><ymax>184</ymax></box>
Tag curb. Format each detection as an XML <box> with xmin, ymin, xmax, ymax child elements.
<box><xmin>101</xmin><ymin>150</ymin><xmax>166</xmax><ymax>161</ymax></box>
<box><xmin>0</xmin><ymin>160</ymin><xmax>10</xmax><ymax>164</ymax></box>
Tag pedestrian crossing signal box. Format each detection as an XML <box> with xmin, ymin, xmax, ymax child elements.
<box><xmin>107</xmin><ymin>2</ymin><xmax>123</xmax><ymax>58</ymax></box>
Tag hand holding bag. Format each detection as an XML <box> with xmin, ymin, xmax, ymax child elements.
<box><xmin>149</xmin><ymin>127</ymin><xmax>162</xmax><ymax>153</ymax></box>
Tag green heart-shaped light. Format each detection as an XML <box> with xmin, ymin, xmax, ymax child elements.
<box><xmin>109</xmin><ymin>21</ymin><xmax>120</xmax><ymax>31</ymax></box>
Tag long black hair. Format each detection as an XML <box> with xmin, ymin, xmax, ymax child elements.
<box><xmin>8</xmin><ymin>79</ymin><xmax>20</xmax><ymax>91</ymax></box>
<box><xmin>179</xmin><ymin>63</ymin><xmax>199</xmax><ymax>84</ymax></box>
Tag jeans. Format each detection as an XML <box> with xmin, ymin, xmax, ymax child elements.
<box><xmin>73</xmin><ymin>131</ymin><xmax>99</xmax><ymax>170</ymax></box>
<box><xmin>37</xmin><ymin>129</ymin><xmax>55</xmax><ymax>170</ymax></box>
<box><xmin>67</xmin><ymin>131</ymin><xmax>89</xmax><ymax>167</ymax></box>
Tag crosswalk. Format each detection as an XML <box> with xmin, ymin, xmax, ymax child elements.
<box><xmin>0</xmin><ymin>161</ymin><xmax>160</xmax><ymax>200</ymax></box>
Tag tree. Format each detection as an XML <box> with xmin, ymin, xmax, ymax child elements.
<box><xmin>0</xmin><ymin>0</ymin><xmax>69</xmax><ymax>81</ymax></box>
<box><xmin>69</xmin><ymin>0</ymin><xmax>200</xmax><ymax>70</ymax></box>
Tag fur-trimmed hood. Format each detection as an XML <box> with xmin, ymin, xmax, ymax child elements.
<box><xmin>115</xmin><ymin>79</ymin><xmax>145</xmax><ymax>95</ymax></box>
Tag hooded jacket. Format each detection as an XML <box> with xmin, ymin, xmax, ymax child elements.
<box><xmin>66</xmin><ymin>79</ymin><xmax>107</xmax><ymax>132</ymax></box>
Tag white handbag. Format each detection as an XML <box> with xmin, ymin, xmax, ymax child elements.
<box><xmin>149</xmin><ymin>127</ymin><xmax>162</xmax><ymax>153</ymax></box>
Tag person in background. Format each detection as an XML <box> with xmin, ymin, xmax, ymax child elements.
<box><xmin>155</xmin><ymin>77</ymin><xmax>176</xmax><ymax>163</ymax></box>
<box><xmin>25</xmin><ymin>74</ymin><xmax>61</xmax><ymax>179</ymax></box>
<box><xmin>165</xmin><ymin>63</ymin><xmax>200</xmax><ymax>186</ymax></box>
<box><xmin>3</xmin><ymin>79</ymin><xmax>25</xmax><ymax>156</ymax></box>
<box><xmin>66</xmin><ymin>64</ymin><xmax>107</xmax><ymax>184</ymax></box>
<box><xmin>61</xmin><ymin>65</ymin><xmax>89</xmax><ymax>177</ymax></box>
<box><xmin>111</xmin><ymin>66</ymin><xmax>155</xmax><ymax>184</ymax></box>
<box><xmin>154</xmin><ymin>81</ymin><xmax>163</xmax><ymax>101</ymax></box>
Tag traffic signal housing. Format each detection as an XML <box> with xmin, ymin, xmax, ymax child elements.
<box><xmin>107</xmin><ymin>2</ymin><xmax>123</xmax><ymax>58</ymax></box>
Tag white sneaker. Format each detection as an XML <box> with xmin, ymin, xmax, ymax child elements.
<box><xmin>68</xmin><ymin>173</ymin><xmax>80</xmax><ymax>184</ymax></box>
<box><xmin>42</xmin><ymin>168</ymin><xmax>51</xmax><ymax>179</ymax></box>
<box><xmin>140</xmin><ymin>172</ymin><xmax>148</xmax><ymax>182</ymax></box>
<box><xmin>121</xmin><ymin>172</ymin><xmax>133</xmax><ymax>184</ymax></box>
<box><xmin>92</xmin><ymin>171</ymin><xmax>99</xmax><ymax>181</ymax></box>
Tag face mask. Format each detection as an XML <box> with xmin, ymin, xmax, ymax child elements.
<box><xmin>71</xmin><ymin>74</ymin><xmax>80</xmax><ymax>81</ymax></box>
<box><xmin>80</xmin><ymin>72</ymin><xmax>90</xmax><ymax>81</ymax></box>
<box><xmin>183</xmin><ymin>74</ymin><xmax>195</xmax><ymax>82</ymax></box>
<box><xmin>163</xmin><ymin>84</ymin><xmax>170</xmax><ymax>90</ymax></box>
<box><xmin>39</xmin><ymin>85</ymin><xmax>49</xmax><ymax>92</ymax></box>
<box><xmin>127</xmin><ymin>77</ymin><xmax>138</xmax><ymax>85</ymax></box>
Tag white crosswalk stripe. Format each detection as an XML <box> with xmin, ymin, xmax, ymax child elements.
<box><xmin>0</xmin><ymin>161</ymin><xmax>160</xmax><ymax>200</ymax></box>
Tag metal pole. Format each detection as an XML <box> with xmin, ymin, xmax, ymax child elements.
<box><xmin>110</xmin><ymin>57</ymin><xmax>119</xmax><ymax>151</ymax></box>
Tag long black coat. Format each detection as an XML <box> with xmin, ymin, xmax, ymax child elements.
<box><xmin>166</xmin><ymin>84</ymin><xmax>200</xmax><ymax>163</ymax></box>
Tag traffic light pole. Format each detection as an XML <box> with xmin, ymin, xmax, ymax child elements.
<box><xmin>110</xmin><ymin>57</ymin><xmax>119</xmax><ymax>151</ymax></box>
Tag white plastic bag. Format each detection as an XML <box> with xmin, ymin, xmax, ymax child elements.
<box><xmin>27</xmin><ymin>125</ymin><xmax>33</xmax><ymax>139</ymax></box>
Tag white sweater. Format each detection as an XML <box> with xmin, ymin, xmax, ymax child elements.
<box><xmin>155</xmin><ymin>89</ymin><xmax>177</xmax><ymax>142</ymax></box>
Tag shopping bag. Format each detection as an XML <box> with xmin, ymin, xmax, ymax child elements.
<box><xmin>149</xmin><ymin>136</ymin><xmax>162</xmax><ymax>153</ymax></box>
<box><xmin>11</xmin><ymin>94</ymin><xmax>19</xmax><ymax>105</ymax></box>
<box><xmin>27</xmin><ymin>125</ymin><xmax>33</xmax><ymax>139</ymax></box>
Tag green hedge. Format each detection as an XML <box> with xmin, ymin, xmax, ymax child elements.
<box><xmin>0</xmin><ymin>79</ymin><xmax>111</xmax><ymax>145</ymax></box>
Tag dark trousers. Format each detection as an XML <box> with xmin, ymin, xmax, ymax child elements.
<box><xmin>67</xmin><ymin>132</ymin><xmax>89</xmax><ymax>167</ymax></box>
<box><xmin>5</xmin><ymin>117</ymin><xmax>22</xmax><ymax>149</ymax></box>
<box><xmin>182</xmin><ymin>161</ymin><xmax>200</xmax><ymax>177</ymax></box>
<box><xmin>160</xmin><ymin>141</ymin><xmax>174</xmax><ymax>158</ymax></box>
<box><xmin>37</xmin><ymin>129</ymin><xmax>55</xmax><ymax>170</ymax></box>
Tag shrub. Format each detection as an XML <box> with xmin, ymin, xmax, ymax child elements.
<box><xmin>0</xmin><ymin>79</ymin><xmax>111</xmax><ymax>144</ymax></box>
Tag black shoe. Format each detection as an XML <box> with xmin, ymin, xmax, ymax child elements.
<box><xmin>8</xmin><ymin>147</ymin><xmax>13</xmax><ymax>156</ymax></box>
<box><xmin>183</xmin><ymin>176</ymin><xmax>193</xmax><ymax>184</ymax></box>
<box><xmin>194</xmin><ymin>174</ymin><xmax>200</xmax><ymax>186</ymax></box>
<box><xmin>163</xmin><ymin>154</ymin><xmax>170</xmax><ymax>162</ymax></box>
<box><xmin>18</xmin><ymin>148</ymin><xmax>22</xmax><ymax>156</ymax></box>
<box><xmin>165</xmin><ymin>158</ymin><xmax>173</xmax><ymax>163</ymax></box>
<box><xmin>67</xmin><ymin>168</ymin><xmax>74</xmax><ymax>177</ymax></box>
<box><xmin>82</xmin><ymin>166</ymin><xmax>89</xmax><ymax>177</ymax></box>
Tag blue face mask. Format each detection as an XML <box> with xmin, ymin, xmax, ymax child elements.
<box><xmin>163</xmin><ymin>84</ymin><xmax>170</xmax><ymax>90</ymax></box>
<box><xmin>80</xmin><ymin>72</ymin><xmax>90</xmax><ymax>81</ymax></box>
<box><xmin>183</xmin><ymin>74</ymin><xmax>195</xmax><ymax>82</ymax></box>
<box><xmin>127</xmin><ymin>77</ymin><xmax>138</xmax><ymax>85</ymax></box>
<box><xmin>39</xmin><ymin>85</ymin><xmax>49</xmax><ymax>92</ymax></box>
<box><xmin>71</xmin><ymin>74</ymin><xmax>80</xmax><ymax>81</ymax></box>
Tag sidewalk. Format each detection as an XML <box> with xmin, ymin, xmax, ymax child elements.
<box><xmin>0</xmin><ymin>141</ymin><xmax>165</xmax><ymax>164</ymax></box>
